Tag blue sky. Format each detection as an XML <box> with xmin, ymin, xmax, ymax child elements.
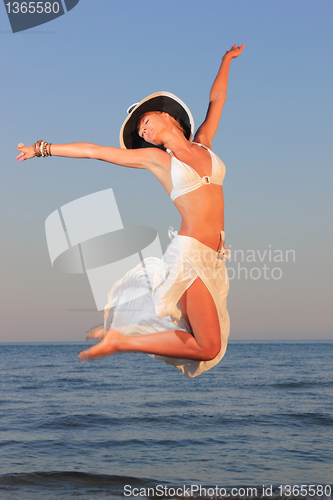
<box><xmin>1</xmin><ymin>0</ymin><xmax>332</xmax><ymax>341</ymax></box>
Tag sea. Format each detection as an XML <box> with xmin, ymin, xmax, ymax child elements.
<box><xmin>0</xmin><ymin>341</ymin><xmax>332</xmax><ymax>500</ymax></box>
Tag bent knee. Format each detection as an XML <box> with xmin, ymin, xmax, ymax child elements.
<box><xmin>199</xmin><ymin>338</ymin><xmax>221</xmax><ymax>361</ymax></box>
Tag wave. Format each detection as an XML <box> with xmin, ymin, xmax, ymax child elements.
<box><xmin>270</xmin><ymin>381</ymin><xmax>333</xmax><ymax>389</ymax></box>
<box><xmin>0</xmin><ymin>473</ymin><xmax>331</xmax><ymax>500</ymax></box>
<box><xmin>0</xmin><ymin>471</ymin><xmax>155</xmax><ymax>489</ymax></box>
<box><xmin>28</xmin><ymin>409</ymin><xmax>333</xmax><ymax>431</ymax></box>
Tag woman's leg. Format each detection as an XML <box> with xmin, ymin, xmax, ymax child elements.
<box><xmin>79</xmin><ymin>278</ymin><xmax>221</xmax><ymax>362</ymax></box>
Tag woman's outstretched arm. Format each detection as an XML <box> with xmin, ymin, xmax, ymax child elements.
<box><xmin>194</xmin><ymin>43</ymin><xmax>245</xmax><ymax>149</ymax></box>
<box><xmin>16</xmin><ymin>141</ymin><xmax>168</xmax><ymax>171</ymax></box>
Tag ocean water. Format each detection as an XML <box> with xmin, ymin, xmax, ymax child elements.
<box><xmin>0</xmin><ymin>341</ymin><xmax>332</xmax><ymax>500</ymax></box>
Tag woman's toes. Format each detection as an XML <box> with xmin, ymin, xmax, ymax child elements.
<box><xmin>85</xmin><ymin>325</ymin><xmax>104</xmax><ymax>340</ymax></box>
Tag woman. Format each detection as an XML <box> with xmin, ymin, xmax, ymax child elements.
<box><xmin>17</xmin><ymin>44</ymin><xmax>245</xmax><ymax>378</ymax></box>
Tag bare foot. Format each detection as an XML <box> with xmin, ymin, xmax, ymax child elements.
<box><xmin>78</xmin><ymin>329</ymin><xmax>122</xmax><ymax>362</ymax></box>
<box><xmin>85</xmin><ymin>324</ymin><xmax>104</xmax><ymax>341</ymax></box>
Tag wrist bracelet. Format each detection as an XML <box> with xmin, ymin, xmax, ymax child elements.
<box><xmin>33</xmin><ymin>140</ymin><xmax>51</xmax><ymax>157</ymax></box>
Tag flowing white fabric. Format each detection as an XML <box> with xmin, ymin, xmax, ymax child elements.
<box><xmin>104</xmin><ymin>228</ymin><xmax>230</xmax><ymax>378</ymax></box>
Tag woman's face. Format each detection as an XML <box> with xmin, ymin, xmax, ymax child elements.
<box><xmin>136</xmin><ymin>112</ymin><xmax>167</xmax><ymax>146</ymax></box>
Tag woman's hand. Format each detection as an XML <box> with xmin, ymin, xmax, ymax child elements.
<box><xmin>16</xmin><ymin>143</ymin><xmax>35</xmax><ymax>161</ymax></box>
<box><xmin>223</xmin><ymin>43</ymin><xmax>245</xmax><ymax>62</ymax></box>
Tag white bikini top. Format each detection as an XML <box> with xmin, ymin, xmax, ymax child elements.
<box><xmin>166</xmin><ymin>143</ymin><xmax>226</xmax><ymax>202</ymax></box>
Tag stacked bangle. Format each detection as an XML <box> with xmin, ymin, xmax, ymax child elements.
<box><xmin>33</xmin><ymin>140</ymin><xmax>52</xmax><ymax>157</ymax></box>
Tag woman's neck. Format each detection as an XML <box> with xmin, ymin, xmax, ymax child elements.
<box><xmin>163</xmin><ymin>129</ymin><xmax>193</xmax><ymax>155</ymax></box>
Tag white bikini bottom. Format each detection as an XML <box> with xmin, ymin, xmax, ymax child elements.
<box><xmin>104</xmin><ymin>228</ymin><xmax>230</xmax><ymax>378</ymax></box>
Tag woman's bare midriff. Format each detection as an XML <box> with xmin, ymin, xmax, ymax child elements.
<box><xmin>174</xmin><ymin>184</ymin><xmax>225</xmax><ymax>252</ymax></box>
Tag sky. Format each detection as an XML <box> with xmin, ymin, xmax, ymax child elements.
<box><xmin>0</xmin><ymin>0</ymin><xmax>332</xmax><ymax>342</ymax></box>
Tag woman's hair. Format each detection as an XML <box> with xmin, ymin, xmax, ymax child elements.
<box><xmin>169</xmin><ymin>115</ymin><xmax>186</xmax><ymax>136</ymax></box>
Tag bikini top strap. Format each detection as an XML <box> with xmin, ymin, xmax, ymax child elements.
<box><xmin>167</xmin><ymin>144</ymin><xmax>211</xmax><ymax>155</ymax></box>
<box><xmin>193</xmin><ymin>142</ymin><xmax>209</xmax><ymax>151</ymax></box>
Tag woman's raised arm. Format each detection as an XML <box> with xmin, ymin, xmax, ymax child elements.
<box><xmin>194</xmin><ymin>43</ymin><xmax>245</xmax><ymax>149</ymax></box>
<box><xmin>16</xmin><ymin>141</ymin><xmax>167</xmax><ymax>171</ymax></box>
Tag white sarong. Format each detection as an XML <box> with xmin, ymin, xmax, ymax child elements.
<box><xmin>104</xmin><ymin>230</ymin><xmax>230</xmax><ymax>378</ymax></box>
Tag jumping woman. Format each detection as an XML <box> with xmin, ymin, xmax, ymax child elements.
<box><xmin>17</xmin><ymin>44</ymin><xmax>245</xmax><ymax>378</ymax></box>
